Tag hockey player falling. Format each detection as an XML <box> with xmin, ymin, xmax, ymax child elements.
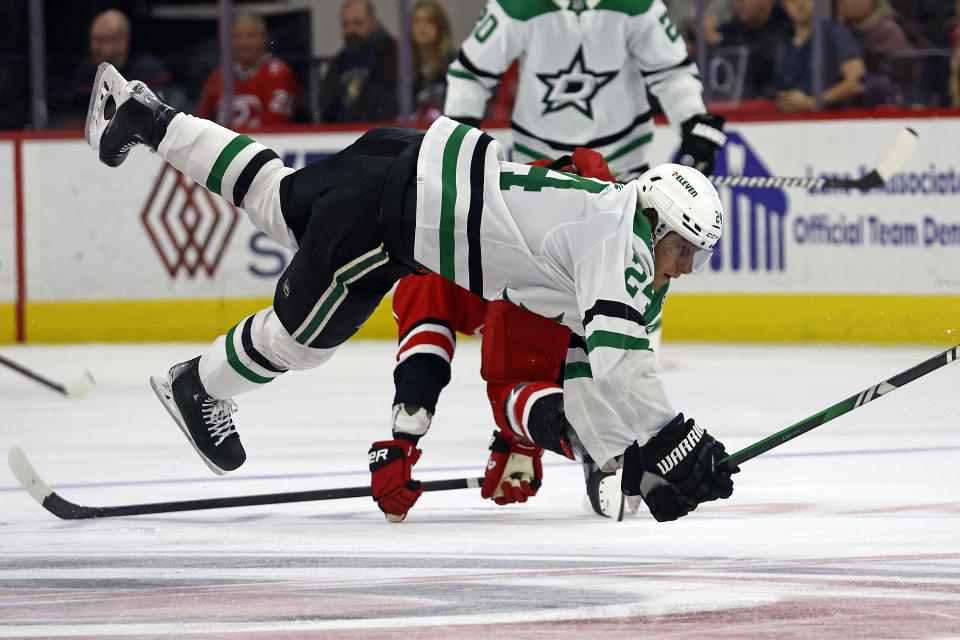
<box><xmin>381</xmin><ymin>151</ymin><xmax>622</xmax><ymax>521</ymax></box>
<box><xmin>84</xmin><ymin>62</ymin><xmax>736</xmax><ymax>523</ymax></box>
<box><xmin>381</xmin><ymin>0</ymin><xmax>728</xmax><ymax>520</ymax></box>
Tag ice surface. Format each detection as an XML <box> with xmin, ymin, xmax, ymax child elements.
<box><xmin>1</xmin><ymin>341</ymin><xmax>959</xmax><ymax>639</ymax></box>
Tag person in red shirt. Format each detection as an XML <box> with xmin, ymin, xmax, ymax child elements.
<box><xmin>195</xmin><ymin>12</ymin><xmax>302</xmax><ymax>128</ymax></box>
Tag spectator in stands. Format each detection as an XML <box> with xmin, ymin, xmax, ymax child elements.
<box><xmin>62</xmin><ymin>9</ymin><xmax>185</xmax><ymax>124</ymax></box>
<box><xmin>195</xmin><ymin>13</ymin><xmax>303</xmax><ymax>128</ymax></box>
<box><xmin>710</xmin><ymin>0</ymin><xmax>793</xmax><ymax>99</ymax></box>
<box><xmin>410</xmin><ymin>0</ymin><xmax>456</xmax><ymax>122</ymax></box>
<box><xmin>317</xmin><ymin>0</ymin><xmax>399</xmax><ymax>123</ymax></box>
<box><xmin>839</xmin><ymin>0</ymin><xmax>917</xmax><ymax>106</ymax></box>
<box><xmin>770</xmin><ymin>0</ymin><xmax>865</xmax><ymax>111</ymax></box>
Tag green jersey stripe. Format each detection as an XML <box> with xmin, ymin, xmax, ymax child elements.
<box><xmin>294</xmin><ymin>246</ymin><xmax>390</xmax><ymax>344</ymax></box>
<box><xmin>439</xmin><ymin>124</ymin><xmax>471</xmax><ymax>281</ymax></box>
<box><xmin>606</xmin><ymin>132</ymin><xmax>653</xmax><ymax>163</ymax></box>
<box><xmin>633</xmin><ymin>209</ymin><xmax>654</xmax><ymax>254</ymax></box>
<box><xmin>644</xmin><ymin>284</ymin><xmax>668</xmax><ymax>326</ymax></box>
<box><xmin>586</xmin><ymin>330</ymin><xmax>651</xmax><ymax>352</ymax></box>
<box><xmin>564</xmin><ymin>361</ymin><xmax>593</xmax><ymax>380</ymax></box>
<box><xmin>500</xmin><ymin>165</ymin><xmax>608</xmax><ymax>194</ymax></box>
<box><xmin>497</xmin><ymin>0</ymin><xmax>559</xmax><ymax>21</ymax></box>
<box><xmin>225</xmin><ymin>322</ymin><xmax>275</xmax><ymax>384</ymax></box>
<box><xmin>512</xmin><ymin>141</ymin><xmax>552</xmax><ymax>161</ymax></box>
<box><xmin>595</xmin><ymin>0</ymin><xmax>656</xmax><ymax>16</ymax></box>
<box><xmin>448</xmin><ymin>67</ymin><xmax>479</xmax><ymax>82</ymax></box>
<box><xmin>206</xmin><ymin>135</ymin><xmax>255</xmax><ymax>196</ymax></box>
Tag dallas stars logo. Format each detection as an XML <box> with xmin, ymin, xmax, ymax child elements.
<box><xmin>536</xmin><ymin>46</ymin><xmax>618</xmax><ymax>119</ymax></box>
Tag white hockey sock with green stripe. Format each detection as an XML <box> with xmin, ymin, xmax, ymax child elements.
<box><xmin>157</xmin><ymin>113</ymin><xmax>297</xmax><ymax>249</ymax></box>
<box><xmin>198</xmin><ymin>307</ymin><xmax>338</xmax><ymax>399</ymax></box>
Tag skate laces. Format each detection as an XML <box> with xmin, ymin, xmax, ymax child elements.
<box><xmin>201</xmin><ymin>398</ymin><xmax>239</xmax><ymax>445</ymax></box>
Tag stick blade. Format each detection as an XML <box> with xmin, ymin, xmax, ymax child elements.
<box><xmin>65</xmin><ymin>370</ymin><xmax>96</xmax><ymax>400</ymax></box>
<box><xmin>875</xmin><ymin>127</ymin><xmax>919</xmax><ymax>181</ymax></box>
<box><xmin>8</xmin><ymin>446</ymin><xmax>54</xmax><ymax>508</ymax></box>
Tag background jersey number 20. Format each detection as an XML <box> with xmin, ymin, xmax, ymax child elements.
<box><xmin>474</xmin><ymin>9</ymin><xmax>498</xmax><ymax>43</ymax></box>
<box><xmin>474</xmin><ymin>8</ymin><xmax>679</xmax><ymax>44</ymax></box>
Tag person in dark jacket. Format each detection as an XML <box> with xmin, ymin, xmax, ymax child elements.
<box><xmin>712</xmin><ymin>0</ymin><xmax>794</xmax><ymax>99</ymax></box>
<box><xmin>318</xmin><ymin>0</ymin><xmax>399</xmax><ymax>123</ymax></box>
<box><xmin>770</xmin><ymin>0</ymin><xmax>866</xmax><ymax>111</ymax></box>
<box><xmin>60</xmin><ymin>10</ymin><xmax>186</xmax><ymax>125</ymax></box>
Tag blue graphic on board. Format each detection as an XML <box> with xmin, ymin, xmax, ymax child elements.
<box><xmin>680</xmin><ymin>132</ymin><xmax>789</xmax><ymax>272</ymax></box>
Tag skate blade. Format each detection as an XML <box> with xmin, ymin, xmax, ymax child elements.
<box><xmin>149</xmin><ymin>375</ymin><xmax>228</xmax><ymax>476</ymax></box>
<box><xmin>84</xmin><ymin>62</ymin><xmax>125</xmax><ymax>151</ymax></box>
<box><xmin>588</xmin><ymin>469</ymin><xmax>624</xmax><ymax>519</ymax></box>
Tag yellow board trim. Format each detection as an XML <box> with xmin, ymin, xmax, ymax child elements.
<box><xmin>9</xmin><ymin>294</ymin><xmax>960</xmax><ymax>344</ymax></box>
<box><xmin>0</xmin><ymin>303</ymin><xmax>15</xmax><ymax>343</ymax></box>
<box><xmin>663</xmin><ymin>294</ymin><xmax>960</xmax><ymax>345</ymax></box>
<box><xmin>20</xmin><ymin>297</ymin><xmax>399</xmax><ymax>343</ymax></box>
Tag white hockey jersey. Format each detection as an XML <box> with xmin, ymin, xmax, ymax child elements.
<box><xmin>444</xmin><ymin>0</ymin><xmax>706</xmax><ymax>174</ymax></box>
<box><xmin>414</xmin><ymin>116</ymin><xmax>677</xmax><ymax>465</ymax></box>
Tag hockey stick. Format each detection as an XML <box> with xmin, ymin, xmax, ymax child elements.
<box><xmin>0</xmin><ymin>354</ymin><xmax>96</xmax><ymax>399</ymax></box>
<box><xmin>721</xmin><ymin>344</ymin><xmax>960</xmax><ymax>470</ymax></box>
<box><xmin>7</xmin><ymin>446</ymin><xmax>484</xmax><ymax>520</ymax></box>
<box><xmin>710</xmin><ymin>127</ymin><xmax>918</xmax><ymax>190</ymax></box>
<box><xmin>12</xmin><ymin>345</ymin><xmax>954</xmax><ymax>519</ymax></box>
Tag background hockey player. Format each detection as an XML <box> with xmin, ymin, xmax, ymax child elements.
<box><xmin>444</xmin><ymin>0</ymin><xmax>726</xmax><ymax>180</ymax></box>
<box><xmin>84</xmin><ymin>62</ymin><xmax>737</xmax><ymax>524</ymax></box>
<box><xmin>375</xmin><ymin>0</ymin><xmax>728</xmax><ymax>520</ymax></box>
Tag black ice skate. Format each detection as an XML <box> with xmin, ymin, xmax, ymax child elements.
<box><xmin>150</xmin><ymin>357</ymin><xmax>246</xmax><ymax>475</ymax></box>
<box><xmin>583</xmin><ymin>455</ymin><xmax>625</xmax><ymax>519</ymax></box>
<box><xmin>85</xmin><ymin>62</ymin><xmax>177</xmax><ymax>167</ymax></box>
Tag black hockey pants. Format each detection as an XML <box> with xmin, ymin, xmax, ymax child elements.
<box><xmin>273</xmin><ymin>126</ymin><xmax>424</xmax><ymax>349</ymax></box>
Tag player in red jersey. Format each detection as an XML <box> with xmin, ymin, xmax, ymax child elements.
<box><xmin>369</xmin><ymin>149</ymin><xmax>630</xmax><ymax>522</ymax></box>
<box><xmin>195</xmin><ymin>12</ymin><xmax>302</xmax><ymax>128</ymax></box>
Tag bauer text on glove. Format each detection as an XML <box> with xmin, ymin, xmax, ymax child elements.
<box><xmin>369</xmin><ymin>439</ymin><xmax>424</xmax><ymax>521</ymax></box>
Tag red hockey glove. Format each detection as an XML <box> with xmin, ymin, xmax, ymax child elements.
<box><xmin>527</xmin><ymin>148</ymin><xmax>615</xmax><ymax>182</ymax></box>
<box><xmin>369</xmin><ymin>439</ymin><xmax>424</xmax><ymax>522</ymax></box>
<box><xmin>570</xmin><ymin>147</ymin><xmax>616</xmax><ymax>182</ymax></box>
<box><xmin>527</xmin><ymin>157</ymin><xmax>556</xmax><ymax>168</ymax></box>
<box><xmin>481</xmin><ymin>430</ymin><xmax>544</xmax><ymax>505</ymax></box>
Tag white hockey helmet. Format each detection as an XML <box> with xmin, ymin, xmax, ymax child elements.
<box><xmin>634</xmin><ymin>163</ymin><xmax>724</xmax><ymax>273</ymax></box>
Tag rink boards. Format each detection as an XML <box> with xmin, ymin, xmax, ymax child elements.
<box><xmin>0</xmin><ymin>116</ymin><xmax>957</xmax><ymax>344</ymax></box>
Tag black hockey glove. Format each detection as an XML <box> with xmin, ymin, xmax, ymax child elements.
<box><xmin>678</xmin><ymin>113</ymin><xmax>727</xmax><ymax>176</ymax></box>
<box><xmin>621</xmin><ymin>414</ymin><xmax>737</xmax><ymax>522</ymax></box>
